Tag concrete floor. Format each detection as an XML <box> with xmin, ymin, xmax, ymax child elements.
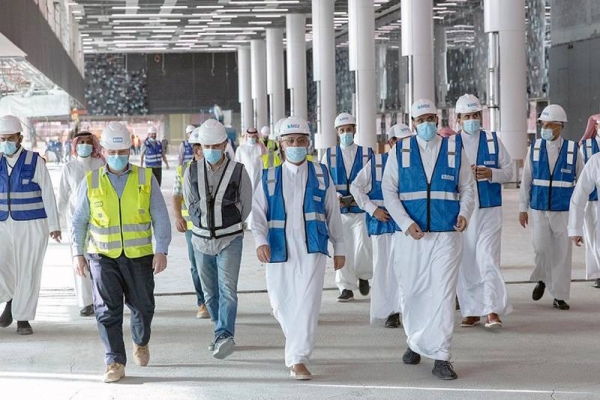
<box><xmin>1</xmin><ymin>156</ymin><xmax>598</xmax><ymax>400</ymax></box>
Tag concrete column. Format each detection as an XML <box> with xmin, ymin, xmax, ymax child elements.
<box><xmin>312</xmin><ymin>0</ymin><xmax>337</xmax><ymax>154</ymax></box>
<box><xmin>401</xmin><ymin>0</ymin><xmax>434</xmax><ymax>117</ymax></box>
<box><xmin>266</xmin><ymin>28</ymin><xmax>285</xmax><ymax>132</ymax></box>
<box><xmin>485</xmin><ymin>0</ymin><xmax>527</xmax><ymax>160</ymax></box>
<box><xmin>237</xmin><ymin>46</ymin><xmax>253</xmax><ymax>132</ymax></box>
<box><xmin>286</xmin><ymin>14</ymin><xmax>308</xmax><ymax>120</ymax></box>
<box><xmin>349</xmin><ymin>0</ymin><xmax>376</xmax><ymax>149</ymax></box>
<box><xmin>434</xmin><ymin>26</ymin><xmax>448</xmax><ymax>108</ymax></box>
<box><xmin>251</xmin><ymin>38</ymin><xmax>268</xmax><ymax>130</ymax></box>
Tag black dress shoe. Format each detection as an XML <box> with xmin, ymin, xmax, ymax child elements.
<box><xmin>358</xmin><ymin>279</ymin><xmax>370</xmax><ymax>296</ymax></box>
<box><xmin>553</xmin><ymin>299</ymin><xmax>570</xmax><ymax>310</ymax></box>
<box><xmin>432</xmin><ymin>360</ymin><xmax>457</xmax><ymax>380</ymax></box>
<box><xmin>532</xmin><ymin>281</ymin><xmax>545</xmax><ymax>301</ymax></box>
<box><xmin>0</xmin><ymin>300</ymin><xmax>13</xmax><ymax>328</ymax></box>
<box><xmin>593</xmin><ymin>279</ymin><xmax>600</xmax><ymax>288</ymax></box>
<box><xmin>337</xmin><ymin>289</ymin><xmax>354</xmax><ymax>302</ymax></box>
<box><xmin>402</xmin><ymin>347</ymin><xmax>421</xmax><ymax>365</ymax></box>
<box><xmin>385</xmin><ymin>313</ymin><xmax>401</xmax><ymax>328</ymax></box>
<box><xmin>16</xmin><ymin>321</ymin><xmax>33</xmax><ymax>335</ymax></box>
<box><xmin>79</xmin><ymin>305</ymin><xmax>94</xmax><ymax>317</ymax></box>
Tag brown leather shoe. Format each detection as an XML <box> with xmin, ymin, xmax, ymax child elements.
<box><xmin>290</xmin><ymin>363</ymin><xmax>312</xmax><ymax>380</ymax></box>
<box><xmin>460</xmin><ymin>316</ymin><xmax>480</xmax><ymax>327</ymax></box>
<box><xmin>484</xmin><ymin>313</ymin><xmax>502</xmax><ymax>329</ymax></box>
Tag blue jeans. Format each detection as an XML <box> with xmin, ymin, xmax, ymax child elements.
<box><xmin>89</xmin><ymin>253</ymin><xmax>155</xmax><ymax>366</ymax></box>
<box><xmin>185</xmin><ymin>230</ymin><xmax>205</xmax><ymax>306</ymax></box>
<box><xmin>194</xmin><ymin>236</ymin><xmax>243</xmax><ymax>339</ymax></box>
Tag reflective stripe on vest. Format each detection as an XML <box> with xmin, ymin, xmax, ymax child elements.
<box><xmin>366</xmin><ymin>152</ymin><xmax>399</xmax><ymax>236</ymax></box>
<box><xmin>476</xmin><ymin>131</ymin><xmax>502</xmax><ymax>208</ymax></box>
<box><xmin>326</xmin><ymin>144</ymin><xmax>370</xmax><ymax>214</ymax></box>
<box><xmin>177</xmin><ymin>162</ymin><xmax>193</xmax><ymax>229</ymax></box>
<box><xmin>144</xmin><ymin>140</ymin><xmax>163</xmax><ymax>167</ymax></box>
<box><xmin>397</xmin><ymin>135</ymin><xmax>461</xmax><ymax>232</ymax></box>
<box><xmin>0</xmin><ymin>150</ymin><xmax>47</xmax><ymax>222</ymax></box>
<box><xmin>264</xmin><ymin>161</ymin><xmax>330</xmax><ymax>263</ymax></box>
<box><xmin>86</xmin><ymin>165</ymin><xmax>154</xmax><ymax>258</ymax></box>
<box><xmin>189</xmin><ymin>160</ymin><xmax>244</xmax><ymax>239</ymax></box>
<box><xmin>262</xmin><ymin>151</ymin><xmax>282</xmax><ymax>169</ymax></box>
<box><xmin>530</xmin><ymin>139</ymin><xmax>578</xmax><ymax>212</ymax></box>
<box><xmin>583</xmin><ymin>138</ymin><xmax>599</xmax><ymax>201</ymax></box>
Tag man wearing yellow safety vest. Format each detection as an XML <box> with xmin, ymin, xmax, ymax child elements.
<box><xmin>260</xmin><ymin>120</ymin><xmax>285</xmax><ymax>169</ymax></box>
<box><xmin>173</xmin><ymin>128</ymin><xmax>209</xmax><ymax>319</ymax></box>
<box><xmin>71</xmin><ymin>122</ymin><xmax>172</xmax><ymax>383</ymax></box>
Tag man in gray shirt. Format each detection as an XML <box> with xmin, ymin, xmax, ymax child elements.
<box><xmin>71</xmin><ymin>122</ymin><xmax>172</xmax><ymax>383</ymax></box>
<box><xmin>183</xmin><ymin>119</ymin><xmax>252</xmax><ymax>360</ymax></box>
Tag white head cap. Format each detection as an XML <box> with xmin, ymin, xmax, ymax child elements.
<box><xmin>0</xmin><ymin>115</ymin><xmax>22</xmax><ymax>136</ymax></box>
<box><xmin>260</xmin><ymin>126</ymin><xmax>270</xmax><ymax>137</ymax></box>
<box><xmin>101</xmin><ymin>122</ymin><xmax>132</xmax><ymax>150</ymax></box>
<box><xmin>411</xmin><ymin>99</ymin><xmax>437</xmax><ymax>119</ymax></box>
<box><xmin>185</xmin><ymin>125</ymin><xmax>195</xmax><ymax>134</ymax></box>
<box><xmin>388</xmin><ymin>123</ymin><xmax>413</xmax><ymax>140</ymax></box>
<box><xmin>539</xmin><ymin>104</ymin><xmax>567</xmax><ymax>123</ymax></box>
<box><xmin>274</xmin><ymin>118</ymin><xmax>287</xmax><ymax>136</ymax></box>
<box><xmin>456</xmin><ymin>94</ymin><xmax>483</xmax><ymax>114</ymax></box>
<box><xmin>279</xmin><ymin>116</ymin><xmax>310</xmax><ymax>137</ymax></box>
<box><xmin>147</xmin><ymin>126</ymin><xmax>158</xmax><ymax>135</ymax></box>
<box><xmin>334</xmin><ymin>112</ymin><xmax>356</xmax><ymax>129</ymax></box>
<box><xmin>198</xmin><ymin>119</ymin><xmax>228</xmax><ymax>145</ymax></box>
<box><xmin>189</xmin><ymin>127</ymin><xmax>201</xmax><ymax>144</ymax></box>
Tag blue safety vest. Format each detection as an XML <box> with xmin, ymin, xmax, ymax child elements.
<box><xmin>397</xmin><ymin>135</ymin><xmax>461</xmax><ymax>232</ymax></box>
<box><xmin>144</xmin><ymin>139</ymin><xmax>163</xmax><ymax>167</ymax></box>
<box><xmin>475</xmin><ymin>131</ymin><xmax>502</xmax><ymax>208</ymax></box>
<box><xmin>366</xmin><ymin>152</ymin><xmax>399</xmax><ymax>236</ymax></box>
<box><xmin>530</xmin><ymin>139</ymin><xmax>578</xmax><ymax>212</ymax></box>
<box><xmin>263</xmin><ymin>161</ymin><xmax>330</xmax><ymax>263</ymax></box>
<box><xmin>326</xmin><ymin>144</ymin><xmax>371</xmax><ymax>214</ymax></box>
<box><xmin>582</xmin><ymin>138</ymin><xmax>599</xmax><ymax>201</ymax></box>
<box><xmin>182</xmin><ymin>140</ymin><xmax>194</xmax><ymax>164</ymax></box>
<box><xmin>0</xmin><ymin>150</ymin><xmax>47</xmax><ymax>221</ymax></box>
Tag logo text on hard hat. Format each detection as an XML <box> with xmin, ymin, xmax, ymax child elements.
<box><xmin>467</xmin><ymin>103</ymin><xmax>478</xmax><ymax>107</ymax></box>
<box><xmin>113</xmin><ymin>137</ymin><xmax>123</xmax><ymax>143</ymax></box>
<box><xmin>417</xmin><ymin>104</ymin><xmax>431</xmax><ymax>110</ymax></box>
<box><xmin>288</xmin><ymin>124</ymin><xmax>300</xmax><ymax>129</ymax></box>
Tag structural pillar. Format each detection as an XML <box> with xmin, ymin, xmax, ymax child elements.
<box><xmin>401</xmin><ymin>0</ymin><xmax>434</xmax><ymax>119</ymax></box>
<box><xmin>312</xmin><ymin>0</ymin><xmax>337</xmax><ymax>156</ymax></box>
<box><xmin>266</xmin><ymin>28</ymin><xmax>285</xmax><ymax>132</ymax></box>
<box><xmin>251</xmin><ymin>38</ymin><xmax>268</xmax><ymax>130</ymax></box>
<box><xmin>286</xmin><ymin>14</ymin><xmax>308</xmax><ymax>120</ymax></box>
<box><xmin>237</xmin><ymin>46</ymin><xmax>253</xmax><ymax>132</ymax></box>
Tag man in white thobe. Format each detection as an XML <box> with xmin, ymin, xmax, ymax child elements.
<box><xmin>383</xmin><ymin>99</ymin><xmax>475</xmax><ymax>380</ymax></box>
<box><xmin>454</xmin><ymin>94</ymin><xmax>513</xmax><ymax>329</ymax></box>
<box><xmin>253</xmin><ymin>116</ymin><xmax>345</xmax><ymax>380</ymax></box>
<box><xmin>519</xmin><ymin>104</ymin><xmax>583</xmax><ymax>310</ymax></box>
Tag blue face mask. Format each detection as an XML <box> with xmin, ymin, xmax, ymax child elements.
<box><xmin>77</xmin><ymin>144</ymin><xmax>93</xmax><ymax>157</ymax></box>
<box><xmin>541</xmin><ymin>128</ymin><xmax>556</xmax><ymax>141</ymax></box>
<box><xmin>416</xmin><ymin>122</ymin><xmax>437</xmax><ymax>141</ymax></box>
<box><xmin>248</xmin><ymin>137</ymin><xmax>257</xmax><ymax>145</ymax></box>
<box><xmin>462</xmin><ymin>119</ymin><xmax>481</xmax><ymax>135</ymax></box>
<box><xmin>203</xmin><ymin>149</ymin><xmax>223</xmax><ymax>164</ymax></box>
<box><xmin>0</xmin><ymin>141</ymin><xmax>18</xmax><ymax>156</ymax></box>
<box><xmin>107</xmin><ymin>155</ymin><xmax>129</xmax><ymax>171</ymax></box>
<box><xmin>339</xmin><ymin>133</ymin><xmax>354</xmax><ymax>147</ymax></box>
<box><xmin>285</xmin><ymin>146</ymin><xmax>308</xmax><ymax>163</ymax></box>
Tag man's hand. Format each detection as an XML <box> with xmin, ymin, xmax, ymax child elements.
<box><xmin>50</xmin><ymin>230</ymin><xmax>62</xmax><ymax>243</ymax></box>
<box><xmin>74</xmin><ymin>255</ymin><xmax>88</xmax><ymax>278</ymax></box>
<box><xmin>256</xmin><ymin>245</ymin><xmax>271</xmax><ymax>263</ymax></box>
<box><xmin>373</xmin><ymin>208</ymin><xmax>391</xmax><ymax>222</ymax></box>
<box><xmin>333</xmin><ymin>255</ymin><xmax>345</xmax><ymax>270</ymax></box>
<box><xmin>572</xmin><ymin>236</ymin><xmax>584</xmax><ymax>247</ymax></box>
<box><xmin>175</xmin><ymin>216</ymin><xmax>187</xmax><ymax>233</ymax></box>
<box><xmin>475</xmin><ymin>166</ymin><xmax>493</xmax><ymax>180</ymax></box>
<box><xmin>519</xmin><ymin>212</ymin><xmax>529</xmax><ymax>228</ymax></box>
<box><xmin>407</xmin><ymin>223</ymin><xmax>424</xmax><ymax>240</ymax></box>
<box><xmin>153</xmin><ymin>253</ymin><xmax>168</xmax><ymax>275</ymax></box>
<box><xmin>454</xmin><ymin>216</ymin><xmax>468</xmax><ymax>232</ymax></box>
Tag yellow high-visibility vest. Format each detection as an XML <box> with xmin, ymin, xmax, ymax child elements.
<box><xmin>86</xmin><ymin>165</ymin><xmax>154</xmax><ymax>258</ymax></box>
<box><xmin>177</xmin><ymin>162</ymin><xmax>193</xmax><ymax>230</ymax></box>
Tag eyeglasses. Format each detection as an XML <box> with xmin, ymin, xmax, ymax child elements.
<box><xmin>281</xmin><ymin>137</ymin><xmax>309</xmax><ymax>146</ymax></box>
<box><xmin>415</xmin><ymin>115</ymin><xmax>437</xmax><ymax>124</ymax></box>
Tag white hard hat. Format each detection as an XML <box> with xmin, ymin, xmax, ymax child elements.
<box><xmin>388</xmin><ymin>123</ymin><xmax>413</xmax><ymax>139</ymax></box>
<box><xmin>260</xmin><ymin>126</ymin><xmax>270</xmax><ymax>136</ymax></box>
<box><xmin>411</xmin><ymin>99</ymin><xmax>437</xmax><ymax>119</ymax></box>
<box><xmin>189</xmin><ymin>127</ymin><xmax>201</xmax><ymax>145</ymax></box>
<box><xmin>334</xmin><ymin>113</ymin><xmax>356</xmax><ymax>129</ymax></box>
<box><xmin>274</xmin><ymin>118</ymin><xmax>287</xmax><ymax>136</ymax></box>
<box><xmin>147</xmin><ymin>126</ymin><xmax>158</xmax><ymax>134</ymax></box>
<box><xmin>279</xmin><ymin>116</ymin><xmax>310</xmax><ymax>136</ymax></box>
<box><xmin>198</xmin><ymin>119</ymin><xmax>227</xmax><ymax>145</ymax></box>
<box><xmin>539</xmin><ymin>104</ymin><xmax>567</xmax><ymax>123</ymax></box>
<box><xmin>185</xmin><ymin>125</ymin><xmax>195</xmax><ymax>134</ymax></box>
<box><xmin>0</xmin><ymin>115</ymin><xmax>22</xmax><ymax>136</ymax></box>
<box><xmin>101</xmin><ymin>122</ymin><xmax>132</xmax><ymax>150</ymax></box>
<box><xmin>456</xmin><ymin>94</ymin><xmax>483</xmax><ymax>114</ymax></box>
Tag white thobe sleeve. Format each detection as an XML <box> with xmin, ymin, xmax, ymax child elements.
<box><xmin>350</xmin><ymin>160</ymin><xmax>378</xmax><ymax>215</ymax></box>
<box><xmin>251</xmin><ymin>157</ymin><xmax>264</xmax><ymax>192</ymax></box>
<box><xmin>382</xmin><ymin>145</ymin><xmax>415</xmax><ymax>231</ymax></box>
<box><xmin>519</xmin><ymin>147</ymin><xmax>533</xmax><ymax>213</ymax></box>
<box><xmin>490</xmin><ymin>138</ymin><xmax>513</xmax><ymax>184</ymax></box>
<box><xmin>251</xmin><ymin>179</ymin><xmax>269</xmax><ymax>249</ymax></box>
<box><xmin>35</xmin><ymin>159</ymin><xmax>60</xmax><ymax>232</ymax></box>
<box><xmin>324</xmin><ymin>169</ymin><xmax>346</xmax><ymax>256</ymax></box>
<box><xmin>568</xmin><ymin>155</ymin><xmax>599</xmax><ymax>237</ymax></box>
<box><xmin>576</xmin><ymin>149</ymin><xmax>585</xmax><ymax>178</ymax></box>
<box><xmin>234</xmin><ymin>146</ymin><xmax>243</xmax><ymax>163</ymax></box>
<box><xmin>57</xmin><ymin>164</ymin><xmax>71</xmax><ymax>223</ymax></box>
<box><xmin>458</xmin><ymin>149</ymin><xmax>476</xmax><ymax>221</ymax></box>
